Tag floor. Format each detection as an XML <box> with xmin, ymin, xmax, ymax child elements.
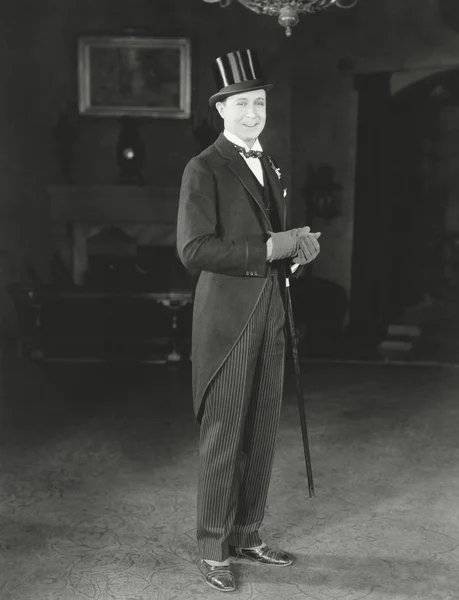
<box><xmin>0</xmin><ymin>357</ymin><xmax>458</xmax><ymax>600</ymax></box>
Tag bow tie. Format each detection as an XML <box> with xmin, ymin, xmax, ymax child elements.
<box><xmin>233</xmin><ymin>144</ymin><xmax>263</xmax><ymax>159</ymax></box>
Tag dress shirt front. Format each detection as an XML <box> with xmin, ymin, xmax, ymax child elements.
<box><xmin>223</xmin><ymin>130</ymin><xmax>264</xmax><ymax>186</ymax></box>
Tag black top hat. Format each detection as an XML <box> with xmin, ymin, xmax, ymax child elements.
<box><xmin>209</xmin><ymin>49</ymin><xmax>273</xmax><ymax>108</ymax></box>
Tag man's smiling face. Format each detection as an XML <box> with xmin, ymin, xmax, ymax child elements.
<box><xmin>216</xmin><ymin>89</ymin><xmax>267</xmax><ymax>147</ymax></box>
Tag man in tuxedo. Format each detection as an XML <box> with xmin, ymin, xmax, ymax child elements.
<box><xmin>177</xmin><ymin>49</ymin><xmax>321</xmax><ymax>592</ymax></box>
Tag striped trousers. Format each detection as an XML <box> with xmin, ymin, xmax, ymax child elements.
<box><xmin>197</xmin><ymin>275</ymin><xmax>286</xmax><ymax>562</ymax></box>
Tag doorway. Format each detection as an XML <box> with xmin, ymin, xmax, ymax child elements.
<box><xmin>351</xmin><ymin>68</ymin><xmax>459</xmax><ymax>362</ymax></box>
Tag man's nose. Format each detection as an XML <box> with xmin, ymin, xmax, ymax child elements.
<box><xmin>246</xmin><ymin>104</ymin><xmax>256</xmax><ymax>117</ymax></box>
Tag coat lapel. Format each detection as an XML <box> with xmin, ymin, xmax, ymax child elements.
<box><xmin>214</xmin><ymin>134</ymin><xmax>272</xmax><ymax>230</ymax></box>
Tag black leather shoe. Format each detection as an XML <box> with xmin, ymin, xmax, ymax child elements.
<box><xmin>231</xmin><ymin>545</ymin><xmax>294</xmax><ymax>567</ymax></box>
<box><xmin>198</xmin><ymin>560</ymin><xmax>236</xmax><ymax>592</ymax></box>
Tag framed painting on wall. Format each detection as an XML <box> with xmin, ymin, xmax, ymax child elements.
<box><xmin>78</xmin><ymin>36</ymin><xmax>191</xmax><ymax>118</ymax></box>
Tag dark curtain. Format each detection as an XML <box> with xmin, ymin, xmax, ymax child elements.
<box><xmin>349</xmin><ymin>72</ymin><xmax>394</xmax><ymax>349</ymax></box>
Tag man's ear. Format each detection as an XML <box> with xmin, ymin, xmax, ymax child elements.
<box><xmin>215</xmin><ymin>102</ymin><xmax>224</xmax><ymax>118</ymax></box>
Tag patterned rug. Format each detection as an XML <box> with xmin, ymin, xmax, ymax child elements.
<box><xmin>0</xmin><ymin>361</ymin><xmax>458</xmax><ymax>599</ymax></box>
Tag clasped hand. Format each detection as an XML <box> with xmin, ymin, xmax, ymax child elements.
<box><xmin>292</xmin><ymin>226</ymin><xmax>321</xmax><ymax>265</ymax></box>
<box><xmin>268</xmin><ymin>226</ymin><xmax>321</xmax><ymax>264</ymax></box>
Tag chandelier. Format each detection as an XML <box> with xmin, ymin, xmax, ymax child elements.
<box><xmin>202</xmin><ymin>0</ymin><xmax>358</xmax><ymax>37</ymax></box>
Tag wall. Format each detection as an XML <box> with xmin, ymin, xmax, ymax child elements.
<box><xmin>3</xmin><ymin>0</ymin><xmax>459</xmax><ymax>298</ymax></box>
<box><xmin>286</xmin><ymin>0</ymin><xmax>459</xmax><ymax>300</ymax></box>
<box><xmin>0</xmin><ymin>0</ymin><xmax>292</xmax><ymax>282</ymax></box>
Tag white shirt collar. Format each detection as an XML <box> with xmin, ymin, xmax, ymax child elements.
<box><xmin>224</xmin><ymin>130</ymin><xmax>263</xmax><ymax>153</ymax></box>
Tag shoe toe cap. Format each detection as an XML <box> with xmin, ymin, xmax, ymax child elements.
<box><xmin>207</xmin><ymin>571</ymin><xmax>235</xmax><ymax>591</ymax></box>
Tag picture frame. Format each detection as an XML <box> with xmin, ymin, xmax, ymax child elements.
<box><xmin>77</xmin><ymin>36</ymin><xmax>191</xmax><ymax>118</ymax></box>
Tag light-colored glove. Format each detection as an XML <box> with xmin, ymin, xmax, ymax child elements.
<box><xmin>267</xmin><ymin>229</ymin><xmax>301</xmax><ymax>261</ymax></box>
<box><xmin>293</xmin><ymin>227</ymin><xmax>321</xmax><ymax>264</ymax></box>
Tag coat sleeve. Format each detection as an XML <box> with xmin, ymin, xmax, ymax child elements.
<box><xmin>177</xmin><ymin>156</ymin><xmax>268</xmax><ymax>277</ymax></box>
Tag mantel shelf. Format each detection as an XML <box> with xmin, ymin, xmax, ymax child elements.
<box><xmin>47</xmin><ymin>184</ymin><xmax>180</xmax><ymax>223</ymax></box>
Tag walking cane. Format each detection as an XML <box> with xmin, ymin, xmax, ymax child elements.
<box><xmin>285</xmin><ymin>278</ymin><xmax>315</xmax><ymax>498</ymax></box>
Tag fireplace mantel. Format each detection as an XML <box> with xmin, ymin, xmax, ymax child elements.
<box><xmin>47</xmin><ymin>185</ymin><xmax>181</xmax><ymax>285</ymax></box>
<box><xmin>47</xmin><ymin>185</ymin><xmax>180</xmax><ymax>223</ymax></box>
